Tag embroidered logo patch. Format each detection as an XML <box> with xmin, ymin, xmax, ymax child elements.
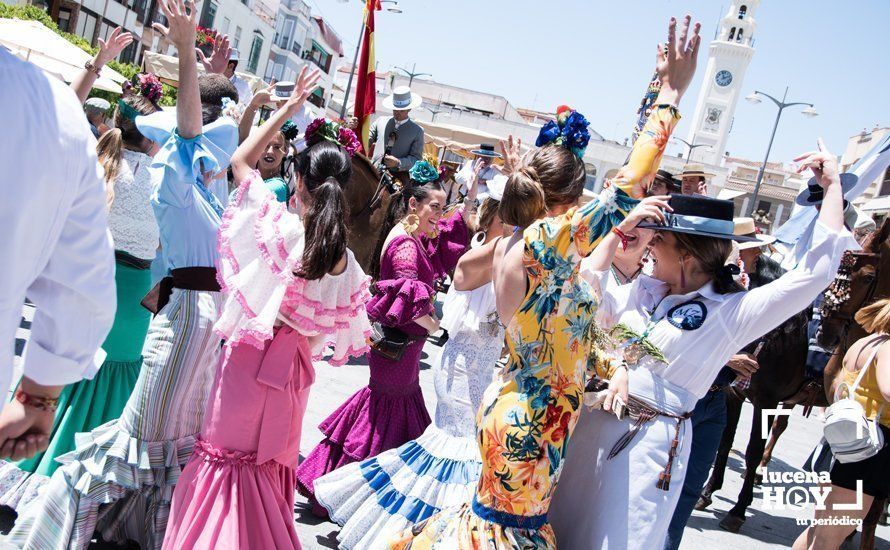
<box><xmin>667</xmin><ymin>300</ymin><xmax>707</xmax><ymax>331</ymax></box>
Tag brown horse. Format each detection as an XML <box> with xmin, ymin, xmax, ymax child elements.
<box><xmin>344</xmin><ymin>154</ymin><xmax>399</xmax><ymax>273</ymax></box>
<box><xmin>814</xmin><ymin>219</ymin><xmax>890</xmax><ymax>549</ymax></box>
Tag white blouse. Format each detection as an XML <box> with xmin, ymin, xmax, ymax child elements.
<box><xmin>587</xmin><ymin>221</ymin><xmax>854</xmax><ymax>399</ymax></box>
<box><xmin>106</xmin><ymin>149</ymin><xmax>160</xmax><ymax>260</ymax></box>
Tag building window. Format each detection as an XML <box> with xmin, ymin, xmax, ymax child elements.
<box><xmin>247</xmin><ymin>33</ymin><xmax>264</xmax><ymax>73</ymax></box>
<box><xmin>757</xmin><ymin>200</ymin><xmax>772</xmax><ymax>213</ymax></box>
<box><xmin>201</xmin><ymin>1</ymin><xmax>217</xmax><ymax>28</ymax></box>
<box><xmin>278</xmin><ymin>19</ymin><xmax>294</xmax><ymax>50</ymax></box>
<box><xmin>738</xmin><ymin>5</ymin><xmax>747</xmax><ymax>19</ymax></box>
<box><xmin>222</xmin><ymin>17</ymin><xmax>230</xmax><ymax>34</ymax></box>
<box><xmin>307</xmin><ymin>87</ymin><xmax>325</xmax><ymax>108</ymax></box>
<box><xmin>737</xmin><ymin>28</ymin><xmax>744</xmax><ymax>43</ymax></box>
<box><xmin>305</xmin><ymin>41</ymin><xmax>331</xmax><ymax>72</ymax></box>
<box><xmin>120</xmin><ymin>41</ymin><xmax>138</xmax><ymax>64</ymax></box>
<box><xmin>58</xmin><ymin>8</ymin><xmax>72</xmax><ymax>32</ymax></box>
<box><xmin>234</xmin><ymin>26</ymin><xmax>242</xmax><ymax>49</ymax></box>
<box><xmin>728</xmin><ymin>27</ymin><xmax>736</xmax><ymax>41</ymax></box>
<box><xmin>76</xmin><ymin>11</ymin><xmax>98</xmax><ymax>44</ymax></box>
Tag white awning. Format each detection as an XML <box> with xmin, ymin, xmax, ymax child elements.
<box><xmin>0</xmin><ymin>19</ymin><xmax>126</xmax><ymax>93</ymax></box>
<box><xmin>861</xmin><ymin>195</ymin><xmax>890</xmax><ymax>212</ymax></box>
<box><xmin>717</xmin><ymin>189</ymin><xmax>746</xmax><ymax>201</ymax></box>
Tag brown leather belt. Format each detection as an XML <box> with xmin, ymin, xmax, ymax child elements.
<box><xmin>607</xmin><ymin>395</ymin><xmax>691</xmax><ymax>492</ymax></box>
<box><xmin>141</xmin><ymin>267</ymin><xmax>220</xmax><ymax>314</ymax></box>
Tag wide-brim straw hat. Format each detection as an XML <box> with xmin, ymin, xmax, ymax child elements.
<box><xmin>383</xmin><ymin>85</ymin><xmax>422</xmax><ymax>110</ymax></box>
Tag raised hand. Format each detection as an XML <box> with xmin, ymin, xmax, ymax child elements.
<box><xmin>196</xmin><ymin>34</ymin><xmax>231</xmax><ymax>75</ymax></box>
<box><xmin>285</xmin><ymin>65</ymin><xmax>322</xmax><ymax>113</ymax></box>
<box><xmin>96</xmin><ymin>27</ymin><xmax>134</xmax><ymax>66</ymax></box>
<box><xmin>499</xmin><ymin>135</ymin><xmax>522</xmax><ymax>176</ymax></box>
<box><xmin>617</xmin><ymin>195</ymin><xmax>672</xmax><ymax>233</ymax></box>
<box><xmin>655</xmin><ymin>15</ymin><xmax>701</xmax><ymax>104</ymax></box>
<box><xmin>152</xmin><ymin>0</ymin><xmax>198</xmax><ymax>51</ymax></box>
<box><xmin>794</xmin><ymin>138</ymin><xmax>841</xmax><ymax>190</ymax></box>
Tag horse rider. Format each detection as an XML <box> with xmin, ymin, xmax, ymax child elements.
<box><xmin>224</xmin><ymin>49</ymin><xmax>252</xmax><ymax>105</ymax></box>
<box><xmin>367</xmin><ymin>85</ymin><xmax>425</xmax><ymax>176</ymax></box>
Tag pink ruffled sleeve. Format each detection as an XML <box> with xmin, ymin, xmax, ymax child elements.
<box><xmin>367</xmin><ymin>238</ymin><xmax>435</xmax><ymax>328</ymax></box>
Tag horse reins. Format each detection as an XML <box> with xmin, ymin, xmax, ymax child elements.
<box><xmin>824</xmin><ymin>251</ymin><xmax>882</xmax><ymax>354</ymax></box>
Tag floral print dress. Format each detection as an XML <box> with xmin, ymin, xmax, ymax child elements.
<box><xmin>391</xmin><ymin>105</ymin><xmax>680</xmax><ymax>549</ymax></box>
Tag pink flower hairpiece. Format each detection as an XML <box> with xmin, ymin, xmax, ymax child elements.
<box><xmin>305</xmin><ymin>118</ymin><xmax>361</xmax><ymax>157</ymax></box>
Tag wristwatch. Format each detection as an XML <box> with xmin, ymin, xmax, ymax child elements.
<box><xmin>85</xmin><ymin>60</ymin><xmax>102</xmax><ymax>77</ymax></box>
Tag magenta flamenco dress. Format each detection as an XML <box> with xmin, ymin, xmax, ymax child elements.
<box><xmin>162</xmin><ymin>173</ymin><xmax>372</xmax><ymax>549</ymax></box>
<box><xmin>296</xmin><ymin>211</ymin><xmax>469</xmax><ymax>513</ymax></box>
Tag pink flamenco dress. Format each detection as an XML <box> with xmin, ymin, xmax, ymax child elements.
<box><xmin>296</xmin><ymin>209</ymin><xmax>469</xmax><ymax>515</ymax></box>
<box><xmin>162</xmin><ymin>172</ymin><xmax>372</xmax><ymax>550</ymax></box>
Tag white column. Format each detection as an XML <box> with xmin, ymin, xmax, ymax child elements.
<box><xmin>740</xmin><ymin>197</ymin><xmax>750</xmax><ymax>216</ymax></box>
<box><xmin>773</xmin><ymin>204</ymin><xmax>784</xmax><ymax>231</ymax></box>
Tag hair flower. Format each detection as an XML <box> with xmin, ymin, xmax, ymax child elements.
<box><xmin>304</xmin><ymin>117</ymin><xmax>361</xmax><ymax>157</ymax></box>
<box><xmin>536</xmin><ymin>105</ymin><xmax>592</xmax><ymax>159</ymax></box>
<box><xmin>409</xmin><ymin>160</ymin><xmax>439</xmax><ymax>184</ymax></box>
<box><xmin>136</xmin><ymin>73</ymin><xmax>163</xmax><ymax>104</ymax></box>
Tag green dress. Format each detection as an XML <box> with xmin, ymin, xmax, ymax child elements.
<box><xmin>264</xmin><ymin>176</ymin><xmax>289</xmax><ymax>203</ymax></box>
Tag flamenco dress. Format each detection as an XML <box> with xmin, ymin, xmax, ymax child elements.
<box><xmin>390</xmin><ymin>105</ymin><xmax>679</xmax><ymax>549</ymax></box>
<box><xmin>296</xmin><ymin>211</ymin><xmax>469</xmax><ymax>514</ymax></box>
<box><xmin>314</xmin><ymin>282</ymin><xmax>504</xmax><ymax>549</ymax></box>
<box><xmin>0</xmin><ymin>149</ymin><xmax>159</xmax><ymax>509</ymax></box>
<box><xmin>4</xmin><ymin>111</ymin><xmax>239</xmax><ymax>550</ymax></box>
<box><xmin>162</xmin><ymin>172</ymin><xmax>372</xmax><ymax>549</ymax></box>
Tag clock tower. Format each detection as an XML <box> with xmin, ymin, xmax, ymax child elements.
<box><xmin>686</xmin><ymin>1</ymin><xmax>759</xmax><ymax>164</ymax></box>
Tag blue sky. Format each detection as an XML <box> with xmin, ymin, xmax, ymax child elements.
<box><xmin>310</xmin><ymin>0</ymin><xmax>887</xmax><ymax>163</ymax></box>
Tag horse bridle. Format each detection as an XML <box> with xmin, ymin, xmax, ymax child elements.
<box><xmin>821</xmin><ymin>250</ymin><xmax>882</xmax><ymax>354</ymax></box>
<box><xmin>350</xmin><ymin>166</ymin><xmax>403</xmax><ymax>220</ymax></box>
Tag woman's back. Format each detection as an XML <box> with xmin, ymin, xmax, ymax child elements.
<box><xmin>841</xmin><ymin>335</ymin><xmax>890</xmax><ymax>427</ymax></box>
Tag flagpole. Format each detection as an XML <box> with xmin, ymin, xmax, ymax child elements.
<box><xmin>339</xmin><ymin>10</ymin><xmax>368</xmax><ymax>120</ymax></box>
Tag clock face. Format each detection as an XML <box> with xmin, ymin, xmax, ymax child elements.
<box><xmin>715</xmin><ymin>70</ymin><xmax>733</xmax><ymax>87</ymax></box>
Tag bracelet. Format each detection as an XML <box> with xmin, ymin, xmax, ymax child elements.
<box><xmin>463</xmin><ymin>197</ymin><xmax>479</xmax><ymax>211</ymax></box>
<box><xmin>84</xmin><ymin>60</ymin><xmax>102</xmax><ymax>77</ymax></box>
<box><xmin>612</xmin><ymin>227</ymin><xmax>629</xmax><ymax>251</ymax></box>
<box><xmin>14</xmin><ymin>390</ymin><xmax>59</xmax><ymax>413</ymax></box>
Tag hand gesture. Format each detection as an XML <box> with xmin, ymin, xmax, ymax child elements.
<box><xmin>794</xmin><ymin>138</ymin><xmax>841</xmax><ymax>190</ymax></box>
<box><xmin>285</xmin><ymin>65</ymin><xmax>322</xmax><ymax>113</ymax></box>
<box><xmin>196</xmin><ymin>34</ymin><xmax>231</xmax><ymax>75</ymax></box>
<box><xmin>727</xmin><ymin>352</ymin><xmax>759</xmax><ymax>377</ymax></box>
<box><xmin>467</xmin><ymin>158</ymin><xmax>485</xmax><ymax>193</ymax></box>
<box><xmin>655</xmin><ymin>15</ymin><xmax>701</xmax><ymax>102</ymax></box>
<box><xmin>603</xmin><ymin>365</ymin><xmax>628</xmax><ymax>416</ymax></box>
<box><xmin>152</xmin><ymin>0</ymin><xmax>198</xmax><ymax>51</ymax></box>
<box><xmin>0</xmin><ymin>395</ymin><xmax>54</xmax><ymax>461</ymax></box>
<box><xmin>617</xmin><ymin>195</ymin><xmax>672</xmax><ymax>232</ymax></box>
<box><xmin>499</xmin><ymin>135</ymin><xmax>522</xmax><ymax>176</ymax></box>
<box><xmin>96</xmin><ymin>27</ymin><xmax>134</xmax><ymax>67</ymax></box>
<box><xmin>250</xmin><ymin>84</ymin><xmax>277</xmax><ymax>108</ymax></box>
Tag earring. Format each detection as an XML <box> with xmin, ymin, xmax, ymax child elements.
<box><xmin>679</xmin><ymin>258</ymin><xmax>687</xmax><ymax>291</ymax></box>
<box><xmin>402</xmin><ymin>212</ymin><xmax>420</xmax><ymax>235</ymax></box>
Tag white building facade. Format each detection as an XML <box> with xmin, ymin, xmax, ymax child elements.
<box><xmin>201</xmin><ymin>0</ymin><xmax>274</xmax><ymax>76</ymax></box>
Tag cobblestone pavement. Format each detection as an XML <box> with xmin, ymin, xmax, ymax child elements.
<box><xmin>294</xmin><ymin>338</ymin><xmax>890</xmax><ymax>550</ymax></box>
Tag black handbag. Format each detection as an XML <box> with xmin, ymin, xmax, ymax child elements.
<box><xmin>369</xmin><ymin>322</ymin><xmax>426</xmax><ymax>362</ymax></box>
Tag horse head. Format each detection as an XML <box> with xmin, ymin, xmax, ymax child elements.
<box><xmin>817</xmin><ymin>218</ymin><xmax>890</xmax><ymax>350</ymax></box>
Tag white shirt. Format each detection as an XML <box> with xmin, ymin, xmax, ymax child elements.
<box><xmin>586</xmin><ymin>221</ymin><xmax>853</xmax><ymax>399</ymax></box>
<box><xmin>0</xmin><ymin>49</ymin><xmax>116</xmax><ymax>391</ymax></box>
<box><xmin>107</xmin><ymin>150</ymin><xmax>160</xmax><ymax>260</ymax></box>
<box><xmin>455</xmin><ymin>160</ymin><xmax>500</xmax><ymax>198</ymax></box>
<box><xmin>231</xmin><ymin>74</ymin><xmax>253</xmax><ymax>105</ymax></box>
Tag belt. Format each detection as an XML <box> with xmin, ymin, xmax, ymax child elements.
<box><xmin>141</xmin><ymin>267</ymin><xmax>220</xmax><ymax>314</ymax></box>
<box><xmin>607</xmin><ymin>395</ymin><xmax>691</xmax><ymax>492</ymax></box>
<box><xmin>471</xmin><ymin>497</ymin><xmax>547</xmax><ymax>530</ymax></box>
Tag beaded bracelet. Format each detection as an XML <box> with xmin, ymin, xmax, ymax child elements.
<box><xmin>84</xmin><ymin>60</ymin><xmax>102</xmax><ymax>77</ymax></box>
<box><xmin>14</xmin><ymin>390</ymin><xmax>59</xmax><ymax>413</ymax></box>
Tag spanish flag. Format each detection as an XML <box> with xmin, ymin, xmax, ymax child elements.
<box><xmin>353</xmin><ymin>0</ymin><xmax>380</xmax><ymax>153</ymax></box>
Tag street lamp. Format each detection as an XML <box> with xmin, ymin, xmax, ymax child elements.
<box><xmin>674</xmin><ymin>137</ymin><xmax>712</xmax><ymax>162</ymax></box>
<box><xmin>395</xmin><ymin>62</ymin><xmax>431</xmax><ymax>87</ymax></box>
<box><xmin>426</xmin><ymin>104</ymin><xmax>450</xmax><ymax>122</ymax></box>
<box><xmin>744</xmin><ymin>87</ymin><xmax>817</xmax><ymax>216</ymax></box>
<box><xmin>339</xmin><ymin>1</ymin><xmax>400</xmax><ymax>119</ymax></box>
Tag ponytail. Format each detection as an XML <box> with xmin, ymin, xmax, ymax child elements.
<box><xmin>500</xmin><ymin>166</ymin><xmax>546</xmax><ymax>228</ymax></box>
<box><xmin>96</xmin><ymin>128</ymin><xmax>124</xmax><ymax>208</ymax></box>
<box><xmin>293</xmin><ymin>141</ymin><xmax>352</xmax><ymax>280</ymax></box>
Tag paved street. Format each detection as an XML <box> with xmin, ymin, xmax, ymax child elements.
<box><xmin>295</xmin><ymin>337</ymin><xmax>890</xmax><ymax>550</ymax></box>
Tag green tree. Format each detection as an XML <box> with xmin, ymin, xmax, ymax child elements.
<box><xmin>0</xmin><ymin>3</ymin><xmax>176</xmax><ymax>107</ymax></box>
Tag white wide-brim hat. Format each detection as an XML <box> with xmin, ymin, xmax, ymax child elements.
<box><xmin>383</xmin><ymin>85</ymin><xmax>422</xmax><ymax>110</ymax></box>
<box><xmin>734</xmin><ymin>217</ymin><xmax>777</xmax><ymax>250</ymax></box>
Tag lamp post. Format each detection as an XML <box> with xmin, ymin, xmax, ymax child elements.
<box><xmin>673</xmin><ymin>137</ymin><xmax>712</xmax><ymax>162</ymax></box>
<box><xmin>744</xmin><ymin>87</ymin><xmax>818</xmax><ymax>215</ymax></box>
<box><xmin>396</xmin><ymin>62</ymin><xmax>431</xmax><ymax>87</ymax></box>
<box><xmin>339</xmin><ymin>0</ymin><xmax>401</xmax><ymax>120</ymax></box>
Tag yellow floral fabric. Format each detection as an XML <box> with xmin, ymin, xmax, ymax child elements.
<box><xmin>392</xmin><ymin>105</ymin><xmax>680</xmax><ymax>549</ymax></box>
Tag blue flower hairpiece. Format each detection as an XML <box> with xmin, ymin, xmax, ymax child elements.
<box><xmin>409</xmin><ymin>159</ymin><xmax>439</xmax><ymax>184</ymax></box>
<box><xmin>535</xmin><ymin>105</ymin><xmax>591</xmax><ymax>159</ymax></box>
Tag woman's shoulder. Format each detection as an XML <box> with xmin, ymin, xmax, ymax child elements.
<box><xmin>844</xmin><ymin>335</ymin><xmax>890</xmax><ymax>373</ymax></box>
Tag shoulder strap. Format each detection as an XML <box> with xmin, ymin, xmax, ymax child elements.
<box><xmin>849</xmin><ymin>335</ymin><xmax>890</xmax><ymax>393</ymax></box>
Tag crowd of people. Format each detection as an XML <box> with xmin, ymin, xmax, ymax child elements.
<box><xmin>1</xmin><ymin>4</ymin><xmax>888</xmax><ymax>549</ymax></box>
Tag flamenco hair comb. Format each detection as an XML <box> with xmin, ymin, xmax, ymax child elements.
<box><xmin>535</xmin><ymin>104</ymin><xmax>591</xmax><ymax>159</ymax></box>
<box><xmin>304</xmin><ymin>118</ymin><xmax>361</xmax><ymax>157</ymax></box>
<box><xmin>281</xmin><ymin>120</ymin><xmax>300</xmax><ymax>141</ymax></box>
<box><xmin>136</xmin><ymin>73</ymin><xmax>163</xmax><ymax>104</ymax></box>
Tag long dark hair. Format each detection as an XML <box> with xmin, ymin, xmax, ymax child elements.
<box><xmin>293</xmin><ymin>141</ymin><xmax>352</xmax><ymax>280</ymax></box>
<box><xmin>369</xmin><ymin>181</ymin><xmax>443</xmax><ymax>280</ymax></box>
<box><xmin>673</xmin><ymin>232</ymin><xmax>746</xmax><ymax>294</ymax></box>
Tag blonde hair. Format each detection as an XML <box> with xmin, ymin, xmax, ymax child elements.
<box><xmin>96</xmin><ymin>96</ymin><xmax>157</xmax><ymax>208</ymax></box>
<box><xmin>855</xmin><ymin>298</ymin><xmax>890</xmax><ymax>335</ymax></box>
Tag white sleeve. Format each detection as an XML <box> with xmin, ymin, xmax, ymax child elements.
<box><xmin>23</xmin><ymin>145</ymin><xmax>116</xmax><ymax>385</ymax></box>
<box><xmin>454</xmin><ymin>162</ymin><xmax>471</xmax><ymax>186</ymax></box>
<box><xmin>728</xmin><ymin>220</ymin><xmax>854</xmax><ymax>348</ymax></box>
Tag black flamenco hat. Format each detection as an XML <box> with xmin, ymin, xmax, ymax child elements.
<box><xmin>637</xmin><ymin>194</ymin><xmax>759</xmax><ymax>242</ymax></box>
<box><xmin>795</xmin><ymin>173</ymin><xmax>858</xmax><ymax>206</ymax></box>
